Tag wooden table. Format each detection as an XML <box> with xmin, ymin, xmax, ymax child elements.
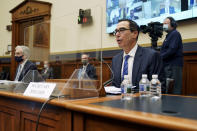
<box><xmin>0</xmin><ymin>86</ymin><xmax>197</xmax><ymax>131</ymax></box>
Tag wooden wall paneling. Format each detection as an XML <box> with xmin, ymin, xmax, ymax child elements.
<box><xmin>91</xmin><ymin>60</ymin><xmax>112</xmax><ymax>86</ymax></box>
<box><xmin>101</xmin><ymin>60</ymin><xmax>112</xmax><ymax>85</ymax></box>
<box><xmin>63</xmin><ymin>62</ymin><xmax>77</xmax><ymax>79</ymax></box>
<box><xmin>73</xmin><ymin>112</ymin><xmax>84</xmax><ymax>131</ymax></box>
<box><xmin>183</xmin><ymin>53</ymin><xmax>197</xmax><ymax>95</ymax></box>
<box><xmin>44</xmin><ymin>15</ymin><xmax>50</xmax><ymax>49</ymax></box>
<box><xmin>20</xmin><ymin>104</ymin><xmax>69</xmax><ymax>131</ymax></box>
<box><xmin>182</xmin><ymin>60</ymin><xmax>187</xmax><ymax>95</ymax></box>
<box><xmin>20</xmin><ymin>109</ymin><xmax>67</xmax><ymax>131</ymax></box>
<box><xmin>61</xmin><ymin>63</ymin><xmax>65</xmax><ymax>78</ymax></box>
<box><xmin>10</xmin><ymin>22</ymin><xmax>19</xmax><ymax>80</ymax></box>
<box><xmin>187</xmin><ymin>62</ymin><xmax>197</xmax><ymax>95</ymax></box>
<box><xmin>52</xmin><ymin>65</ymin><xmax>62</xmax><ymax>79</ymax></box>
<box><xmin>0</xmin><ymin>106</ymin><xmax>19</xmax><ymax>131</ymax></box>
<box><xmin>183</xmin><ymin>62</ymin><xmax>197</xmax><ymax>95</ymax></box>
<box><xmin>73</xmin><ymin>112</ymin><xmax>167</xmax><ymax>131</ymax></box>
<box><xmin>0</xmin><ymin>97</ymin><xmax>21</xmax><ymax>131</ymax></box>
<box><xmin>49</xmin><ymin>61</ymin><xmax>63</xmax><ymax>79</ymax></box>
<box><xmin>0</xmin><ymin>95</ymin><xmax>72</xmax><ymax>131</ymax></box>
<box><xmin>18</xmin><ymin>20</ymin><xmax>33</xmax><ymax>45</ymax></box>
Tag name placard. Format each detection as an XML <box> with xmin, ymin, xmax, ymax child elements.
<box><xmin>24</xmin><ymin>82</ymin><xmax>56</xmax><ymax>99</ymax></box>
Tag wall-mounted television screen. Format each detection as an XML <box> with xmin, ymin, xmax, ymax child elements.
<box><xmin>106</xmin><ymin>0</ymin><xmax>197</xmax><ymax>33</ymax></box>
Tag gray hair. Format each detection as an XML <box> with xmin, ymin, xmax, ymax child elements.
<box><xmin>15</xmin><ymin>45</ymin><xmax>30</xmax><ymax>59</ymax></box>
<box><xmin>81</xmin><ymin>53</ymin><xmax>90</xmax><ymax>57</ymax></box>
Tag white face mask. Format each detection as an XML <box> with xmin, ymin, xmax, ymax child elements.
<box><xmin>163</xmin><ymin>24</ymin><xmax>168</xmax><ymax>31</ymax></box>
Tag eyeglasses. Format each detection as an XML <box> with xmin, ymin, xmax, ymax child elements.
<box><xmin>113</xmin><ymin>28</ymin><xmax>131</xmax><ymax>35</ymax></box>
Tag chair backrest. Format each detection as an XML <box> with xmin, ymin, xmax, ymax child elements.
<box><xmin>166</xmin><ymin>78</ymin><xmax>174</xmax><ymax>94</ymax></box>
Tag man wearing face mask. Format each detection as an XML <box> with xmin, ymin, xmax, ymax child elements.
<box><xmin>160</xmin><ymin>17</ymin><xmax>183</xmax><ymax>94</ymax></box>
<box><xmin>14</xmin><ymin>45</ymin><xmax>37</xmax><ymax>81</ymax></box>
<box><xmin>41</xmin><ymin>61</ymin><xmax>54</xmax><ymax>80</ymax></box>
<box><xmin>78</xmin><ymin>53</ymin><xmax>97</xmax><ymax>80</ymax></box>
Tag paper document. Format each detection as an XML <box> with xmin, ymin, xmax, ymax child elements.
<box><xmin>104</xmin><ymin>86</ymin><xmax>121</xmax><ymax>94</ymax></box>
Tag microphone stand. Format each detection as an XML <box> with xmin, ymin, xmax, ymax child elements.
<box><xmin>100</xmin><ymin>58</ymin><xmax>114</xmax><ymax>87</ymax></box>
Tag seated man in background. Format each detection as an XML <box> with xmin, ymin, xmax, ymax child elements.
<box><xmin>41</xmin><ymin>61</ymin><xmax>54</xmax><ymax>80</ymax></box>
<box><xmin>14</xmin><ymin>45</ymin><xmax>37</xmax><ymax>81</ymax></box>
<box><xmin>112</xmin><ymin>19</ymin><xmax>164</xmax><ymax>91</ymax></box>
<box><xmin>78</xmin><ymin>53</ymin><xmax>97</xmax><ymax>80</ymax></box>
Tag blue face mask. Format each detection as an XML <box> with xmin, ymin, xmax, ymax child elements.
<box><xmin>15</xmin><ymin>55</ymin><xmax>23</xmax><ymax>63</ymax></box>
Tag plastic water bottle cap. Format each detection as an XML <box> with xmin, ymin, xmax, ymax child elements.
<box><xmin>142</xmin><ymin>74</ymin><xmax>147</xmax><ymax>78</ymax></box>
<box><xmin>152</xmin><ymin>74</ymin><xmax>158</xmax><ymax>79</ymax></box>
<box><xmin>124</xmin><ymin>75</ymin><xmax>129</xmax><ymax>79</ymax></box>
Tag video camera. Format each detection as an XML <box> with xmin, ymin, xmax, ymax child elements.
<box><xmin>140</xmin><ymin>22</ymin><xmax>163</xmax><ymax>50</ymax></box>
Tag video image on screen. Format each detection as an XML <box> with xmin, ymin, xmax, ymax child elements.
<box><xmin>106</xmin><ymin>0</ymin><xmax>197</xmax><ymax>33</ymax></box>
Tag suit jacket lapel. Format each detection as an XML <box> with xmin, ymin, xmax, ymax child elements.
<box><xmin>86</xmin><ymin>64</ymin><xmax>90</xmax><ymax>71</ymax></box>
<box><xmin>15</xmin><ymin>66</ymin><xmax>19</xmax><ymax>78</ymax></box>
<box><xmin>117</xmin><ymin>52</ymin><xmax>123</xmax><ymax>82</ymax></box>
<box><xmin>132</xmin><ymin>46</ymin><xmax>143</xmax><ymax>85</ymax></box>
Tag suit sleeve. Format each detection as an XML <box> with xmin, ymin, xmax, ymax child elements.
<box><xmin>160</xmin><ymin>32</ymin><xmax>181</xmax><ymax>60</ymax></box>
<box><xmin>111</xmin><ymin>58</ymin><xmax>115</xmax><ymax>86</ymax></box>
<box><xmin>111</xmin><ymin>58</ymin><xmax>120</xmax><ymax>87</ymax></box>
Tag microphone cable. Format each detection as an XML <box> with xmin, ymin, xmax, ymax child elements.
<box><xmin>35</xmin><ymin>95</ymin><xmax>67</xmax><ymax>131</ymax></box>
<box><xmin>101</xmin><ymin>59</ymin><xmax>114</xmax><ymax>87</ymax></box>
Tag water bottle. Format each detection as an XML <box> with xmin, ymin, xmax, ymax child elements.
<box><xmin>121</xmin><ymin>75</ymin><xmax>132</xmax><ymax>100</ymax></box>
<box><xmin>150</xmin><ymin>74</ymin><xmax>161</xmax><ymax>99</ymax></box>
<box><xmin>139</xmin><ymin>74</ymin><xmax>150</xmax><ymax>97</ymax></box>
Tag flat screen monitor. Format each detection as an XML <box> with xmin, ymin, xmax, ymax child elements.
<box><xmin>106</xmin><ymin>0</ymin><xmax>197</xmax><ymax>33</ymax></box>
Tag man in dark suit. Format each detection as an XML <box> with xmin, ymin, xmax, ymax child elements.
<box><xmin>112</xmin><ymin>19</ymin><xmax>163</xmax><ymax>91</ymax></box>
<box><xmin>41</xmin><ymin>61</ymin><xmax>54</xmax><ymax>80</ymax></box>
<box><xmin>160</xmin><ymin>17</ymin><xmax>183</xmax><ymax>94</ymax></box>
<box><xmin>14</xmin><ymin>45</ymin><xmax>37</xmax><ymax>81</ymax></box>
<box><xmin>78</xmin><ymin>53</ymin><xmax>97</xmax><ymax>80</ymax></box>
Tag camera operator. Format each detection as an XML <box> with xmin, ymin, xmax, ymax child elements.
<box><xmin>160</xmin><ymin>16</ymin><xmax>183</xmax><ymax>95</ymax></box>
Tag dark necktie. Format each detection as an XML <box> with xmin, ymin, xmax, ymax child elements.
<box><xmin>122</xmin><ymin>55</ymin><xmax>130</xmax><ymax>80</ymax></box>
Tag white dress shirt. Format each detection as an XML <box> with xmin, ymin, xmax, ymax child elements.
<box><xmin>15</xmin><ymin>59</ymin><xmax>28</xmax><ymax>81</ymax></box>
<box><xmin>121</xmin><ymin>44</ymin><xmax>138</xmax><ymax>85</ymax></box>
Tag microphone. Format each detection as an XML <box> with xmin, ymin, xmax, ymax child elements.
<box><xmin>96</xmin><ymin>54</ymin><xmax>114</xmax><ymax>87</ymax></box>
